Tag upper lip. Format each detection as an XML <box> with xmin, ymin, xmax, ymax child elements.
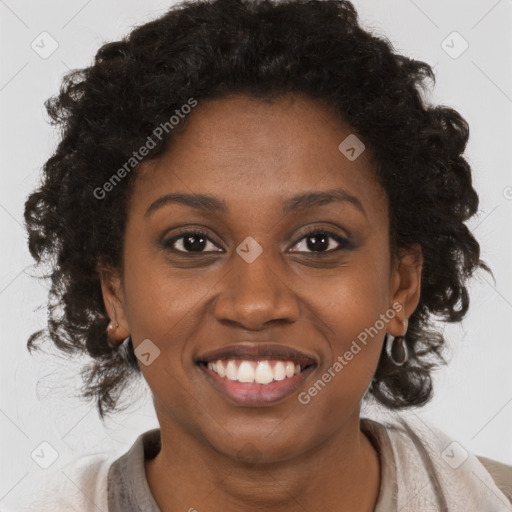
<box><xmin>196</xmin><ymin>343</ymin><xmax>318</xmax><ymax>366</ymax></box>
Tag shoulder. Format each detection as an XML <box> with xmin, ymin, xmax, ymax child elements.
<box><xmin>18</xmin><ymin>453</ymin><xmax>115</xmax><ymax>512</ymax></box>
<box><xmin>476</xmin><ymin>455</ymin><xmax>512</xmax><ymax>504</ymax></box>
<box><xmin>362</xmin><ymin>410</ymin><xmax>512</xmax><ymax>511</ymax></box>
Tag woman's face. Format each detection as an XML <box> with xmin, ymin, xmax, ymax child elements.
<box><xmin>102</xmin><ymin>93</ymin><xmax>421</xmax><ymax>462</ymax></box>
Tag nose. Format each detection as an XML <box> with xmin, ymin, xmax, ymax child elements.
<box><xmin>212</xmin><ymin>249</ymin><xmax>300</xmax><ymax>331</ymax></box>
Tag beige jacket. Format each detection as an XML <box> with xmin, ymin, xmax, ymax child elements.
<box><xmin>477</xmin><ymin>455</ymin><xmax>512</xmax><ymax>504</ymax></box>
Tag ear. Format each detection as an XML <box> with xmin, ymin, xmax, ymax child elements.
<box><xmin>387</xmin><ymin>243</ymin><xmax>423</xmax><ymax>337</ymax></box>
<box><xmin>97</xmin><ymin>262</ymin><xmax>130</xmax><ymax>346</ymax></box>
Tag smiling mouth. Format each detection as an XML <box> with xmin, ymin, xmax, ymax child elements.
<box><xmin>195</xmin><ymin>344</ymin><xmax>317</xmax><ymax>406</ymax></box>
<box><xmin>200</xmin><ymin>359</ymin><xmax>313</xmax><ymax>384</ymax></box>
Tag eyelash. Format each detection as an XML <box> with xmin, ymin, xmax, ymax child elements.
<box><xmin>162</xmin><ymin>227</ymin><xmax>351</xmax><ymax>255</ymax></box>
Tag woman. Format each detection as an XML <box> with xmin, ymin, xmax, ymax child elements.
<box><xmin>22</xmin><ymin>0</ymin><xmax>512</xmax><ymax>510</ymax></box>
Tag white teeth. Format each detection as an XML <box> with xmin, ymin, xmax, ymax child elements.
<box><xmin>237</xmin><ymin>361</ymin><xmax>255</xmax><ymax>383</ymax></box>
<box><xmin>273</xmin><ymin>361</ymin><xmax>286</xmax><ymax>381</ymax></box>
<box><xmin>255</xmin><ymin>361</ymin><xmax>274</xmax><ymax>384</ymax></box>
<box><xmin>226</xmin><ymin>360</ymin><xmax>238</xmax><ymax>380</ymax></box>
<box><xmin>207</xmin><ymin>359</ymin><xmax>306</xmax><ymax>384</ymax></box>
<box><xmin>216</xmin><ymin>359</ymin><xmax>226</xmax><ymax>378</ymax></box>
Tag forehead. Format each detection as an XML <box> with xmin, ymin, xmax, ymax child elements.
<box><xmin>132</xmin><ymin>93</ymin><xmax>387</xmax><ymax>221</ymax></box>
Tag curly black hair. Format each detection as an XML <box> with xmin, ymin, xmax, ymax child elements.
<box><xmin>24</xmin><ymin>0</ymin><xmax>490</xmax><ymax>418</ymax></box>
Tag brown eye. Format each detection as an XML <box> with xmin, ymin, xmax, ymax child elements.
<box><xmin>289</xmin><ymin>229</ymin><xmax>351</xmax><ymax>254</ymax></box>
<box><xmin>163</xmin><ymin>230</ymin><xmax>223</xmax><ymax>253</ymax></box>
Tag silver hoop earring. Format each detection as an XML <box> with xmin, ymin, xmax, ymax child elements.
<box><xmin>385</xmin><ymin>333</ymin><xmax>409</xmax><ymax>366</ymax></box>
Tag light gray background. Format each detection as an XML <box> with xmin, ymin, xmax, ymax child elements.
<box><xmin>1</xmin><ymin>0</ymin><xmax>511</xmax><ymax>509</ymax></box>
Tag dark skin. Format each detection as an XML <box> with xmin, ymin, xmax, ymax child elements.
<box><xmin>99</xmin><ymin>93</ymin><xmax>422</xmax><ymax>512</ymax></box>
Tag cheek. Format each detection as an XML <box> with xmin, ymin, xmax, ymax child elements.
<box><xmin>120</xmin><ymin>242</ymin><xmax>210</xmax><ymax>391</ymax></box>
<box><xmin>121</xmin><ymin>267</ymin><xmax>211</xmax><ymax>430</ymax></box>
<box><xmin>122</xmin><ymin>225</ymin><xmax>210</xmax><ymax>341</ymax></box>
<box><xmin>312</xmin><ymin>243</ymin><xmax>391</xmax><ymax>343</ymax></box>
<box><xmin>300</xmin><ymin>242</ymin><xmax>390</xmax><ymax>401</ymax></box>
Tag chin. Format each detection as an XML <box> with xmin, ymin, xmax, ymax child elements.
<box><xmin>202</xmin><ymin>418</ymin><xmax>314</xmax><ymax>465</ymax></box>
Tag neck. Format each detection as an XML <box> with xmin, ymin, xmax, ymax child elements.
<box><xmin>146</xmin><ymin>411</ymin><xmax>381</xmax><ymax>512</ymax></box>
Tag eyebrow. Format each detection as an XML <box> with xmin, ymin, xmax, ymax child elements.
<box><xmin>145</xmin><ymin>187</ymin><xmax>366</xmax><ymax>218</ymax></box>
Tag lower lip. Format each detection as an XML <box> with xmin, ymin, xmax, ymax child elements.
<box><xmin>198</xmin><ymin>363</ymin><xmax>316</xmax><ymax>406</ymax></box>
